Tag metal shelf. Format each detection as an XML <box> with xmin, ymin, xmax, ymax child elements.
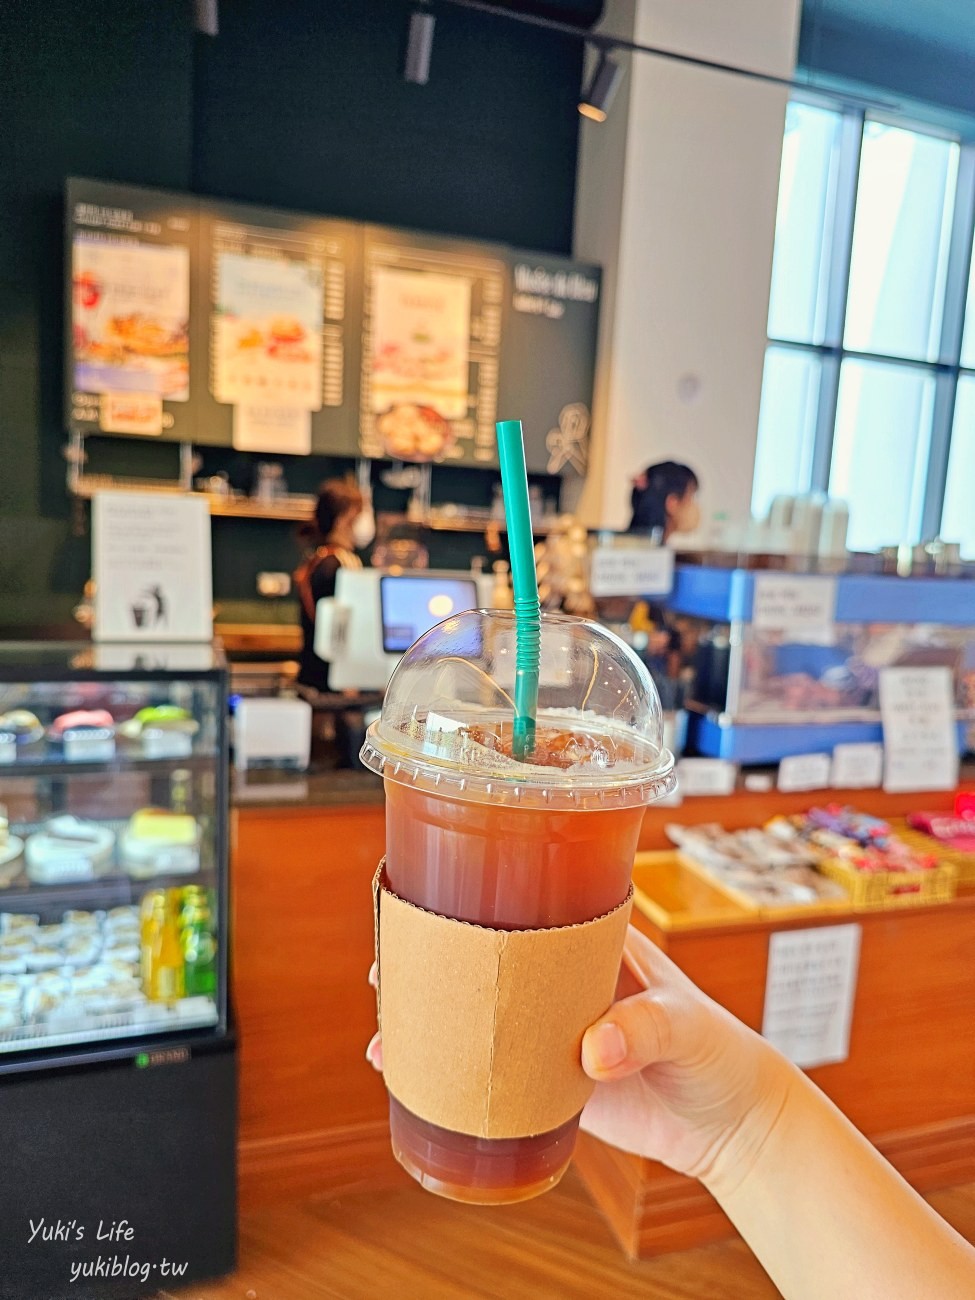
<box><xmin>0</xmin><ymin>751</ymin><xmax>217</xmax><ymax>780</ymax></box>
<box><xmin>0</xmin><ymin>866</ymin><xmax>217</xmax><ymax>913</ymax></box>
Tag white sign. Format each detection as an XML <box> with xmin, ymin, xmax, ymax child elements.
<box><xmin>777</xmin><ymin>752</ymin><xmax>832</xmax><ymax>793</ymax></box>
<box><xmin>879</xmin><ymin>667</ymin><xmax>959</xmax><ymax>793</ymax></box>
<box><xmin>589</xmin><ymin>545</ymin><xmax>675</xmax><ymax>597</ymax></box>
<box><xmin>752</xmin><ymin>574</ymin><xmax>837</xmax><ymax>645</ymax></box>
<box><xmin>675</xmin><ymin>757</ymin><xmax>737</xmax><ymax>797</ymax></box>
<box><xmin>831</xmin><ymin>742</ymin><xmax>884</xmax><ymax>790</ymax></box>
<box><xmin>762</xmin><ymin>923</ymin><xmax>861</xmax><ymax>1069</ymax></box>
<box><xmin>233</xmin><ymin>404</ymin><xmax>311</xmax><ymax>455</ymax></box>
<box><xmin>92</xmin><ymin>491</ymin><xmax>213</xmax><ymax>643</ymax></box>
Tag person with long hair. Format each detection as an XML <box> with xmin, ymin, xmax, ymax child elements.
<box><xmin>294</xmin><ymin>478</ymin><xmax>371</xmax><ymax>694</ymax></box>
<box><xmin>629</xmin><ymin>462</ymin><xmax>701</xmax><ymax>539</ymax></box>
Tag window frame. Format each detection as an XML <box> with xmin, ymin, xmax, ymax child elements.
<box><xmin>761</xmin><ymin>94</ymin><xmax>975</xmax><ymax>544</ymax></box>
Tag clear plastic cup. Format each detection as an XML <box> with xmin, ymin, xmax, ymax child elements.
<box><xmin>361</xmin><ymin>610</ymin><xmax>675</xmax><ymax>1204</ymax></box>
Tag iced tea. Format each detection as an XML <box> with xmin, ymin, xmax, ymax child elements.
<box><xmin>382</xmin><ymin>731</ymin><xmax>645</xmax><ymax>1204</ymax></box>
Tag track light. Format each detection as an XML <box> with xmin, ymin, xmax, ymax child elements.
<box><xmin>578</xmin><ymin>49</ymin><xmax>622</xmax><ymax>122</ymax></box>
<box><xmin>193</xmin><ymin>0</ymin><xmax>218</xmax><ymax>36</ymax></box>
<box><xmin>404</xmin><ymin>8</ymin><xmax>436</xmax><ymax>85</ymax></box>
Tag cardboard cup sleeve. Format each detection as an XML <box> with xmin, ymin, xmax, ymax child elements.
<box><xmin>373</xmin><ymin>861</ymin><xmax>633</xmax><ymax>1140</ymax></box>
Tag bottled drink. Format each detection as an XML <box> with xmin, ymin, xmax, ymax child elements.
<box><xmin>139</xmin><ymin>890</ymin><xmax>165</xmax><ymax>994</ymax></box>
<box><xmin>148</xmin><ymin>889</ymin><xmax>184</xmax><ymax>1003</ymax></box>
<box><xmin>181</xmin><ymin>896</ymin><xmax>217</xmax><ymax>998</ymax></box>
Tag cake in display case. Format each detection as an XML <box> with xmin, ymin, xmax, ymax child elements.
<box><xmin>0</xmin><ymin>642</ymin><xmax>228</xmax><ymax>1068</ymax></box>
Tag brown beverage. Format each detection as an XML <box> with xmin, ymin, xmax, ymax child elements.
<box><xmin>383</xmin><ymin>754</ymin><xmax>645</xmax><ymax>1203</ymax></box>
<box><xmin>362</xmin><ymin>609</ymin><xmax>675</xmax><ymax>1205</ymax></box>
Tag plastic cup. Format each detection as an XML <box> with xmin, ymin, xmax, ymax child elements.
<box><xmin>361</xmin><ymin>610</ymin><xmax>675</xmax><ymax>1205</ymax></box>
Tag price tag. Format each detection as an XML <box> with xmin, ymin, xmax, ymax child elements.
<box><xmin>752</xmin><ymin>574</ymin><xmax>837</xmax><ymax>645</ymax></box>
<box><xmin>589</xmin><ymin>545</ymin><xmax>674</xmax><ymax>597</ymax></box>
<box><xmin>879</xmin><ymin>667</ymin><xmax>958</xmax><ymax>793</ymax></box>
<box><xmin>675</xmin><ymin>757</ymin><xmax>737</xmax><ymax>797</ymax></box>
<box><xmin>830</xmin><ymin>742</ymin><xmax>884</xmax><ymax>790</ymax></box>
<box><xmin>762</xmin><ymin>923</ymin><xmax>861</xmax><ymax>1068</ymax></box>
<box><xmin>142</xmin><ymin>730</ymin><xmax>194</xmax><ymax>760</ymax></box>
<box><xmin>777</xmin><ymin>752</ymin><xmax>832</xmax><ymax>793</ymax></box>
<box><xmin>63</xmin><ymin>729</ymin><xmax>116</xmax><ymax>763</ymax></box>
<box><xmin>0</xmin><ymin>734</ymin><xmax>16</xmax><ymax>766</ymax></box>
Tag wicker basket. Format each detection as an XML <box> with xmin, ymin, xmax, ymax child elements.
<box><xmin>888</xmin><ymin>818</ymin><xmax>975</xmax><ymax>888</ymax></box>
<box><xmin>818</xmin><ymin>854</ymin><xmax>956</xmax><ymax>909</ymax></box>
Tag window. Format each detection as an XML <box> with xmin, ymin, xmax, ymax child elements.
<box><xmin>755</xmin><ymin>102</ymin><xmax>975</xmax><ymax>554</ymax></box>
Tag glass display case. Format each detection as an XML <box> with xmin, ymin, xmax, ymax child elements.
<box><xmin>0</xmin><ymin>642</ymin><xmax>228</xmax><ymax>1070</ymax></box>
<box><xmin>670</xmin><ymin>566</ymin><xmax>975</xmax><ymax>761</ymax></box>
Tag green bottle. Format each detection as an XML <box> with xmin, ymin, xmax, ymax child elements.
<box><xmin>181</xmin><ymin>899</ymin><xmax>217</xmax><ymax>998</ymax></box>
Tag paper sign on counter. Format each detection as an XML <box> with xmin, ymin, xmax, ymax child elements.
<box><xmin>752</xmin><ymin>574</ymin><xmax>837</xmax><ymax>645</ymax></box>
<box><xmin>93</xmin><ymin>491</ymin><xmax>213</xmax><ymax>643</ymax></box>
<box><xmin>675</xmin><ymin>757</ymin><xmax>737</xmax><ymax>797</ymax></box>
<box><xmin>831</xmin><ymin>742</ymin><xmax>884</xmax><ymax>789</ymax></box>
<box><xmin>777</xmin><ymin>752</ymin><xmax>832</xmax><ymax>793</ymax></box>
<box><xmin>879</xmin><ymin>667</ymin><xmax>958</xmax><ymax>793</ymax></box>
<box><xmin>762</xmin><ymin>924</ymin><xmax>861</xmax><ymax>1069</ymax></box>
<box><xmin>589</xmin><ymin>545</ymin><xmax>674</xmax><ymax>597</ymax></box>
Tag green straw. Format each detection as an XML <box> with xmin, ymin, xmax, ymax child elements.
<box><xmin>496</xmin><ymin>419</ymin><xmax>540</xmax><ymax>759</ymax></box>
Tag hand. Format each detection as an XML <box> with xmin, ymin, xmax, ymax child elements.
<box><xmin>580</xmin><ymin>926</ymin><xmax>795</xmax><ymax>1187</ymax></box>
<box><xmin>365</xmin><ymin>962</ymin><xmax>383</xmax><ymax>1071</ymax></box>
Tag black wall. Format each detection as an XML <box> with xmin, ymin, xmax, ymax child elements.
<box><xmin>0</xmin><ymin>0</ymin><xmax>584</xmax><ymax>627</ymax></box>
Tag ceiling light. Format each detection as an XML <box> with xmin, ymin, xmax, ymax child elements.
<box><xmin>193</xmin><ymin>0</ymin><xmax>219</xmax><ymax>36</ymax></box>
<box><xmin>578</xmin><ymin>50</ymin><xmax>622</xmax><ymax>122</ymax></box>
<box><xmin>404</xmin><ymin>8</ymin><xmax>436</xmax><ymax>85</ymax></box>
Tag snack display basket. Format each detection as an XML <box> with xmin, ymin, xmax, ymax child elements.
<box><xmin>817</xmin><ymin>854</ymin><xmax>957</xmax><ymax>909</ymax></box>
<box><xmin>888</xmin><ymin>818</ymin><xmax>975</xmax><ymax>888</ymax></box>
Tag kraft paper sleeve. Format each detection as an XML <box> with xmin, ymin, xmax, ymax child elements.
<box><xmin>372</xmin><ymin>861</ymin><xmax>633</xmax><ymax>1140</ymax></box>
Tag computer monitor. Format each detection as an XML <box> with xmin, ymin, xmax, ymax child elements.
<box><xmin>379</xmin><ymin>574</ymin><xmax>478</xmax><ymax>654</ymax></box>
<box><xmin>315</xmin><ymin>569</ymin><xmax>483</xmax><ymax>692</ymax></box>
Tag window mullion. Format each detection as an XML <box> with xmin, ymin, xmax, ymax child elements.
<box><xmin>922</xmin><ymin>143</ymin><xmax>975</xmax><ymax>538</ymax></box>
<box><xmin>813</xmin><ymin>110</ymin><xmax>863</xmax><ymax>492</ymax></box>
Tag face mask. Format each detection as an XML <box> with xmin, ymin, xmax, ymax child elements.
<box><xmin>352</xmin><ymin>509</ymin><xmax>376</xmax><ymax>549</ymax></box>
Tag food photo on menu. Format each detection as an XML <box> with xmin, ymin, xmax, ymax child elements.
<box><xmin>370</xmin><ymin>265</ymin><xmax>472</xmax><ymax>460</ymax></box>
<box><xmin>211</xmin><ymin>249</ymin><xmax>325</xmax><ymax>410</ymax></box>
<box><xmin>72</xmin><ymin>236</ymin><xmax>190</xmax><ymax>400</ymax></box>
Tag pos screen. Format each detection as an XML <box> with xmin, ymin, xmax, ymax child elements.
<box><xmin>379</xmin><ymin>575</ymin><xmax>478</xmax><ymax>654</ymax></box>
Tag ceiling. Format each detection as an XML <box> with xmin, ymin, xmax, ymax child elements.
<box><xmin>804</xmin><ymin>0</ymin><xmax>975</xmax><ymax>55</ymax></box>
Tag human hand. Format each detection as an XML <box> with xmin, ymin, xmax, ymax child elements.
<box><xmin>580</xmin><ymin>925</ymin><xmax>795</xmax><ymax>1190</ymax></box>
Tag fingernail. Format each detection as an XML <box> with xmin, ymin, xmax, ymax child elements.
<box><xmin>365</xmin><ymin>1034</ymin><xmax>381</xmax><ymax>1068</ymax></box>
<box><xmin>584</xmin><ymin>1022</ymin><xmax>627</xmax><ymax>1072</ymax></box>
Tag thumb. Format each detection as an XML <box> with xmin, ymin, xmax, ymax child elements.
<box><xmin>582</xmin><ymin>989</ymin><xmax>673</xmax><ymax>1081</ymax></box>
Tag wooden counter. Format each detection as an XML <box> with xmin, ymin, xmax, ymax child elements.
<box><xmin>232</xmin><ymin>778</ymin><xmax>975</xmax><ymax>1243</ymax></box>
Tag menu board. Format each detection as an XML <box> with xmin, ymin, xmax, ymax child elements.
<box><xmin>499</xmin><ymin>252</ymin><xmax>601</xmax><ymax>478</ymax></box>
<box><xmin>66</xmin><ymin>178</ymin><xmax>198</xmax><ymax>440</ymax></box>
<box><xmin>196</xmin><ymin>201</ymin><xmax>360</xmax><ymax>454</ymax></box>
<box><xmin>65</xmin><ymin>181</ymin><xmax>600</xmax><ymax>473</ymax></box>
<box><xmin>359</xmin><ymin>229</ymin><xmax>505</xmax><ymax>466</ymax></box>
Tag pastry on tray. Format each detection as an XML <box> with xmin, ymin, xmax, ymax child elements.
<box><xmin>49</xmin><ymin>709</ymin><xmax>114</xmax><ymax>736</ymax></box>
<box><xmin>25</xmin><ymin>816</ymin><xmax>115</xmax><ymax>884</ymax></box>
<box><xmin>0</xmin><ymin>808</ymin><xmax>24</xmax><ymax>887</ymax></box>
<box><xmin>117</xmin><ymin>705</ymin><xmax>198</xmax><ymax>742</ymax></box>
<box><xmin>119</xmin><ymin>808</ymin><xmax>200</xmax><ymax>879</ymax></box>
<box><xmin>0</xmin><ymin>710</ymin><xmax>44</xmax><ymax>745</ymax></box>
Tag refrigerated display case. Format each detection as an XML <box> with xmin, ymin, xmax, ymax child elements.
<box><xmin>0</xmin><ymin>642</ymin><xmax>235</xmax><ymax>1300</ymax></box>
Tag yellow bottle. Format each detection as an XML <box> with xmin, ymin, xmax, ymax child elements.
<box><xmin>149</xmin><ymin>890</ymin><xmax>185</xmax><ymax>1004</ymax></box>
<box><xmin>140</xmin><ymin>890</ymin><xmax>165</xmax><ymax>994</ymax></box>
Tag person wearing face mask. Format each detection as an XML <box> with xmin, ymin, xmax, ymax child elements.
<box><xmin>294</xmin><ymin>478</ymin><xmax>375</xmax><ymax>694</ymax></box>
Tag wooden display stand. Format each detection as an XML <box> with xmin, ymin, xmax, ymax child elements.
<box><xmin>232</xmin><ymin>781</ymin><xmax>975</xmax><ymax>1249</ymax></box>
